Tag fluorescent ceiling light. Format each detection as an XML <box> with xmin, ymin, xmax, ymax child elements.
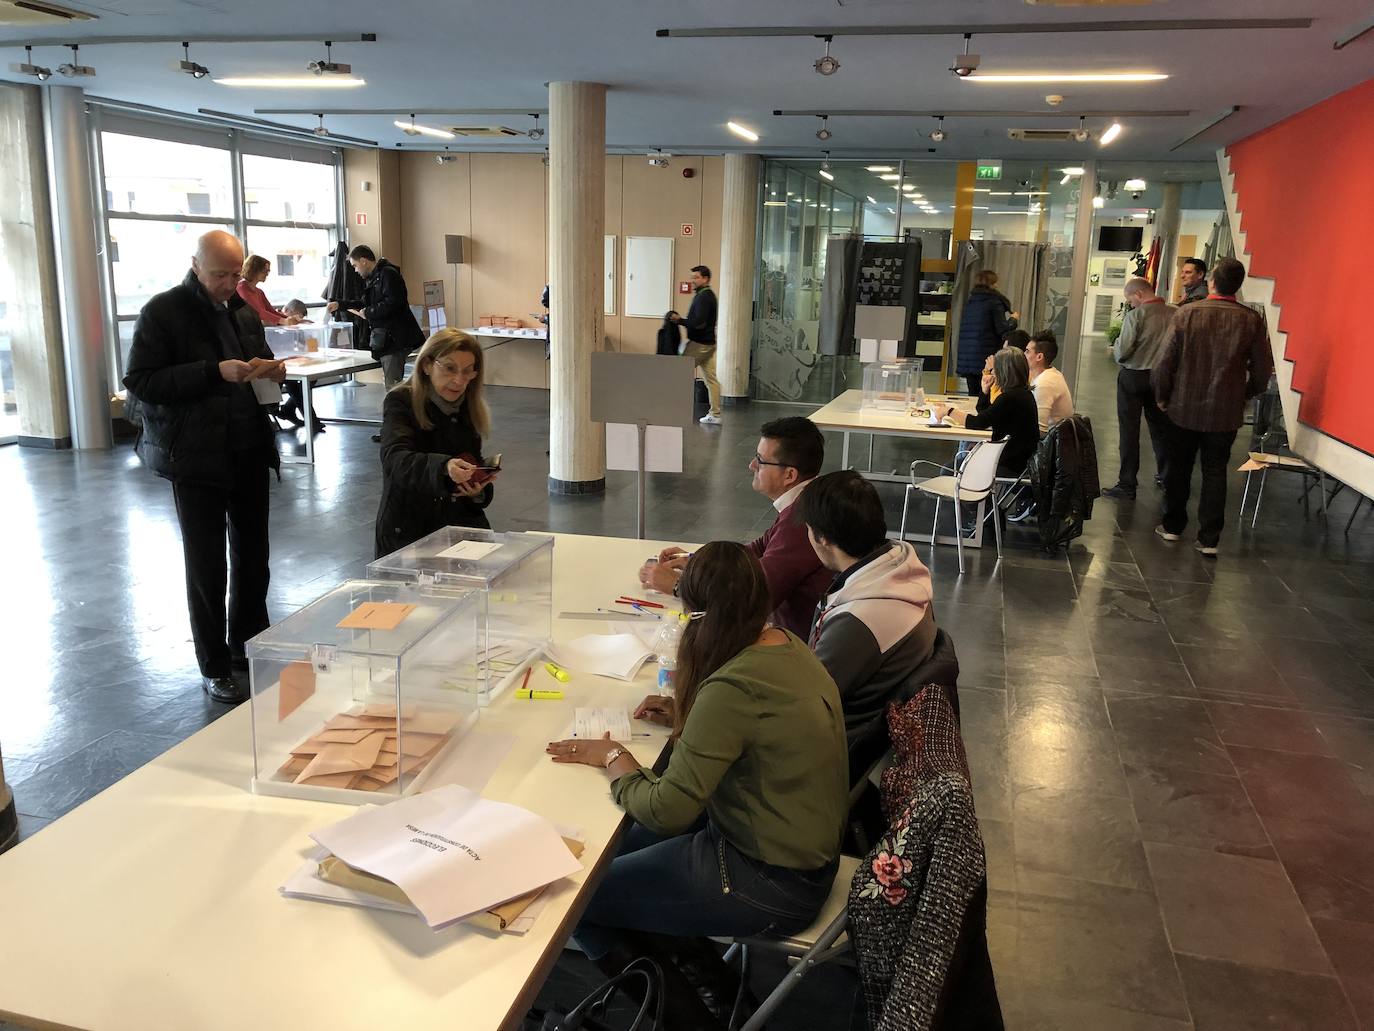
<box><xmin>972</xmin><ymin>206</ymin><xmax>989</xmax><ymax>210</ymax></box>
<box><xmin>1014</xmin><ymin>191</ymin><xmax>1048</xmax><ymax>196</ymax></box>
<box><xmin>1099</xmin><ymin>122</ymin><xmax>1123</xmax><ymax>146</ymax></box>
<box><xmin>727</xmin><ymin>121</ymin><xmax>759</xmax><ymax>141</ymax></box>
<box><xmin>1092</xmin><ymin>195</ymin><xmax>1105</xmax><ymax>209</ymax></box>
<box><xmin>1130</xmin><ymin>212</ymin><xmax>1150</xmax><ymax>218</ymax></box>
<box><xmin>866</xmin><ymin>165</ymin><xmax>894</xmax><ymax>172</ymax></box>
<box><xmin>1061</xmin><ymin>167</ymin><xmax>1085</xmax><ymax>175</ymax></box>
<box><xmin>886</xmin><ymin>207</ymin><xmax>895</xmax><ymax>214</ymax></box>
<box><xmin>1124</xmin><ymin>178</ymin><xmax>1148</xmax><ymax>191</ymax></box>
<box><xmin>214</xmin><ymin>76</ymin><xmax>366</xmax><ymax>88</ymax></box>
<box><xmin>393</xmin><ymin>119</ymin><xmax>453</xmax><ymax>140</ymax></box>
<box><xmin>866</xmin><ymin>195</ymin><xmax>877</xmax><ymax>204</ymax></box>
<box><xmin>1060</xmin><ymin>174</ymin><xmax>1072</xmax><ymax>185</ymax></box>
<box><xmin>879</xmin><ymin>174</ymin><xmax>900</xmax><ymax>181</ymax></box>
<box><xmin>818</xmin><ymin>168</ymin><xmax>834</xmax><ymax>181</ymax></box>
<box><xmin>962</xmin><ymin>72</ymin><xmax>1168</xmax><ymax>84</ymax></box>
<box><xmin>763</xmin><ymin>201</ymin><xmax>787</xmax><ymax>207</ymax></box>
<box><xmin>988</xmin><ymin>191</ymin><xmax>1012</xmax><ymax>196</ymax></box>
<box><xmin>973</xmin><ymin>188</ymin><xmax>992</xmax><ymax>193</ymax></box>
<box><xmin>988</xmin><ymin>210</ymin><xmax>1036</xmax><ymax>215</ymax></box>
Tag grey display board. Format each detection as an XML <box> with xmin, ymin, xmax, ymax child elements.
<box><xmin>590</xmin><ymin>353</ymin><xmax>696</xmax><ymax>427</ymax></box>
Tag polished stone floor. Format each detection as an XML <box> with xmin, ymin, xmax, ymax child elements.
<box><xmin>3</xmin><ymin>344</ymin><xmax>1374</xmax><ymax>1029</ymax></box>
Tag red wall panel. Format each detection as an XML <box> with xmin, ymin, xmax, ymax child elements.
<box><xmin>1227</xmin><ymin>76</ymin><xmax>1374</xmax><ymax>456</ymax></box>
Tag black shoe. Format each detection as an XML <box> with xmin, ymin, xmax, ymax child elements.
<box><xmin>277</xmin><ymin>405</ymin><xmax>304</xmax><ymax>428</ymax></box>
<box><xmin>371</xmin><ymin>433</ymin><xmax>382</xmax><ymax>443</ymax></box>
<box><xmin>308</xmin><ymin>419</ymin><xmax>326</xmax><ymax>435</ymax></box>
<box><xmin>1102</xmin><ymin>484</ymin><xmax>1136</xmax><ymax>500</ymax></box>
<box><xmin>202</xmin><ymin>676</ymin><xmax>249</xmax><ymax>705</ymax></box>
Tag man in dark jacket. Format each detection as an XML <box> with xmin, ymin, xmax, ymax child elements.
<box><xmin>123</xmin><ymin>230</ymin><xmax>285</xmax><ymax>704</ymax></box>
<box><xmin>670</xmin><ymin>265</ymin><xmax>722</xmax><ymax>424</ymax></box>
<box><xmin>1152</xmin><ymin>257</ymin><xmax>1273</xmax><ymax>556</ymax></box>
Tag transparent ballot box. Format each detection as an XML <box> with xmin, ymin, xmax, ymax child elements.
<box><xmin>861</xmin><ymin>359</ymin><xmax>925</xmax><ymax>412</ymax></box>
<box><xmin>246</xmin><ymin>579</ymin><xmax>481</xmax><ymax>804</ymax></box>
<box><xmin>368</xmin><ymin>528</ymin><xmax>554</xmax><ymax>705</ymax></box>
<box><xmin>263</xmin><ymin>320</ymin><xmax>356</xmax><ymax>357</ymax></box>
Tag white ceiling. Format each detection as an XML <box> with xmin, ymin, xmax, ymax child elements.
<box><xmin>2</xmin><ymin>0</ymin><xmax>1372</xmax><ymax>160</ymax></box>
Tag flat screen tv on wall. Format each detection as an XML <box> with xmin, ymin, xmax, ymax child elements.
<box><xmin>1098</xmin><ymin>225</ymin><xmax>1145</xmax><ymax>253</ymax></box>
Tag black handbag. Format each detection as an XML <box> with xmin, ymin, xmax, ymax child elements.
<box><xmin>535</xmin><ymin>957</ymin><xmax>666</xmax><ymax>1031</ymax></box>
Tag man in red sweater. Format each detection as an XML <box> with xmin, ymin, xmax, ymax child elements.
<box><xmin>641</xmin><ymin>416</ymin><xmax>830</xmax><ymax>638</ymax></box>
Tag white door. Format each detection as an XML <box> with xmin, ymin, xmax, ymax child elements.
<box><xmin>624</xmin><ymin>236</ymin><xmax>674</xmax><ymax>318</ymax></box>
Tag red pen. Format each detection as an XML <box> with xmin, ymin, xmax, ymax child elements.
<box><xmin>519</xmin><ymin>666</ymin><xmax>533</xmax><ymax>692</ymax></box>
<box><xmin>616</xmin><ymin>596</ymin><xmax>665</xmax><ymax>609</ymax></box>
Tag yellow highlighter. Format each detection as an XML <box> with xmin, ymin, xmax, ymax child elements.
<box><xmin>544</xmin><ymin>661</ymin><xmax>572</xmax><ymax>683</ymax></box>
<box><xmin>516</xmin><ymin>688</ymin><xmax>564</xmax><ymax>700</ymax></box>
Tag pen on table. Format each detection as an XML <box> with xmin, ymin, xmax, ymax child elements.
<box><xmin>595</xmin><ymin>607</ymin><xmax>658</xmax><ymax>620</ymax></box>
<box><xmin>616</xmin><ymin>596</ymin><xmax>665</xmax><ymax>609</ymax></box>
<box><xmin>516</xmin><ymin>688</ymin><xmax>564</xmax><ymax>700</ymax></box>
<box><xmin>519</xmin><ymin>666</ymin><xmax>533</xmax><ymax>693</ymax></box>
<box><xmin>544</xmin><ymin>661</ymin><xmax>571</xmax><ymax>683</ymax></box>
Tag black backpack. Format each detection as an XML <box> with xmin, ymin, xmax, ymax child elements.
<box><xmin>656</xmin><ymin>313</ymin><xmax>682</xmax><ymax>356</ymax></box>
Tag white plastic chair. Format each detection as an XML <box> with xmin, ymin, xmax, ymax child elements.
<box><xmin>899</xmin><ymin>439</ymin><xmax>1007</xmax><ymax>575</ymax></box>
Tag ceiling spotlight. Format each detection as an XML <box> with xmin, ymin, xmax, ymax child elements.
<box><xmin>813</xmin><ymin>35</ymin><xmax>840</xmax><ymax>76</ymax></box>
<box><xmin>818</xmin><ymin>152</ymin><xmax>834</xmax><ymax>181</ymax></box>
<box><xmin>950</xmin><ymin>34</ymin><xmax>981</xmax><ymax>78</ymax></box>
<box><xmin>527</xmin><ymin>113</ymin><xmax>544</xmax><ymax>141</ymax></box>
<box><xmin>815</xmin><ymin>115</ymin><xmax>832</xmax><ymax>142</ymax></box>
<box><xmin>307</xmin><ymin>41</ymin><xmax>351</xmax><ymax>76</ymax></box>
<box><xmin>57</xmin><ymin>44</ymin><xmax>95</xmax><ymax>78</ymax></box>
<box><xmin>1124</xmin><ymin>178</ymin><xmax>1147</xmax><ymax>192</ymax></box>
<box><xmin>179</xmin><ymin>41</ymin><xmax>209</xmax><ymax>79</ymax></box>
<box><xmin>17</xmin><ymin>46</ymin><xmax>52</xmax><ymax>81</ymax></box>
<box><xmin>930</xmin><ymin>116</ymin><xmax>947</xmax><ymax>143</ymax></box>
<box><xmin>648</xmin><ymin>149</ymin><xmax>670</xmax><ymax>168</ymax></box>
<box><xmin>311</xmin><ymin>113</ymin><xmax>330</xmax><ymax>138</ymax></box>
<box><xmin>1072</xmin><ymin>117</ymin><xmax>1091</xmax><ymax>144</ymax></box>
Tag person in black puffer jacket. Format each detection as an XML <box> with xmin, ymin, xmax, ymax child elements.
<box><xmin>955</xmin><ymin>270</ymin><xmax>1018</xmax><ymax>397</ymax></box>
<box><xmin>375</xmin><ymin>329</ymin><xmax>498</xmax><ymax>559</ymax></box>
<box><xmin>327</xmin><ymin>245</ymin><xmax>425</xmax><ymax>389</ymax></box>
<box><xmin>123</xmin><ymin>230</ymin><xmax>285</xmax><ymax>705</ymax></box>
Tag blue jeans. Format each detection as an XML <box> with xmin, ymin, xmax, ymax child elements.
<box><xmin>574</xmin><ymin>819</ymin><xmax>838</xmax><ymax>961</ymax></box>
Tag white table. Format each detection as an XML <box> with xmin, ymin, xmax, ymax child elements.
<box><xmin>465</xmin><ymin>328</ymin><xmax>550</xmax><ymax>390</ymax></box>
<box><xmin>809</xmin><ymin>389</ymin><xmax>991</xmax><ymax>484</ymax></box>
<box><xmin>281</xmin><ymin>348</ymin><xmax>383</xmax><ymax>465</ymax></box>
<box><xmin>0</xmin><ymin>533</ymin><xmax>686</xmax><ymax>1031</ymax></box>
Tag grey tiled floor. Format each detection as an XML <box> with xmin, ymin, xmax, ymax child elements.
<box><xmin>4</xmin><ymin>344</ymin><xmax>1374</xmax><ymax>1028</ymax></box>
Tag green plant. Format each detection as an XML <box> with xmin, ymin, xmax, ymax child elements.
<box><xmin>1106</xmin><ymin>319</ymin><xmax>1123</xmax><ymax>346</ymax></box>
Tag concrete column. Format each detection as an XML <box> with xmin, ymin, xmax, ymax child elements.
<box><xmin>1154</xmin><ymin>182</ymin><xmax>1183</xmax><ymax>300</ymax></box>
<box><xmin>1060</xmin><ymin>161</ymin><xmax>1098</xmax><ymax>396</ymax></box>
<box><xmin>547</xmin><ymin>81</ymin><xmax>606</xmax><ymax>494</ymax></box>
<box><xmin>0</xmin><ymin>83</ymin><xmax>68</xmax><ymax>447</ymax></box>
<box><xmin>43</xmin><ymin>85</ymin><xmax>110</xmax><ymax>450</ymax></box>
<box><xmin>717</xmin><ymin>153</ymin><xmax>759</xmax><ymax>401</ymax></box>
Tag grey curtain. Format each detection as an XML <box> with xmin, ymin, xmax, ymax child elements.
<box><xmin>948</xmin><ymin>240</ymin><xmax>1051</xmax><ymax>348</ymax></box>
<box><xmin>818</xmin><ymin>236</ymin><xmax>862</xmax><ymax>356</ymax></box>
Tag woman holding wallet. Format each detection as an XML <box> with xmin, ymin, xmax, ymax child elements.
<box><xmin>374</xmin><ymin>329</ymin><xmax>499</xmax><ymax>558</ymax></box>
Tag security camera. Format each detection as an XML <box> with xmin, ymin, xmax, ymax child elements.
<box><xmin>647</xmin><ymin>151</ymin><xmax>670</xmax><ymax>168</ymax></box>
<box><xmin>949</xmin><ymin>53</ymin><xmax>981</xmax><ymax>77</ymax></box>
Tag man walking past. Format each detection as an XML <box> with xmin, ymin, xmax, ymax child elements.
<box><xmin>1102</xmin><ymin>277</ymin><xmax>1174</xmax><ymax>500</ymax></box>
<box><xmin>124</xmin><ymin>230</ymin><xmax>286</xmax><ymax>704</ymax></box>
<box><xmin>671</xmin><ymin>265</ymin><xmax>723</xmax><ymax>425</ymax></box>
<box><xmin>1152</xmin><ymin>257</ymin><xmax>1273</xmax><ymax>556</ymax></box>
<box><xmin>1177</xmin><ymin>257</ymin><xmax>1208</xmax><ymax>306</ymax></box>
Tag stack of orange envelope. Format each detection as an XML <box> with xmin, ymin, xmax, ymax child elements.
<box><xmin>277</xmin><ymin>702</ymin><xmax>463</xmax><ymax>791</ymax></box>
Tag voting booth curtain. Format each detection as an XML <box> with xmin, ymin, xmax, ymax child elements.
<box><xmin>947</xmin><ymin>241</ymin><xmax>1050</xmax><ymax>351</ymax></box>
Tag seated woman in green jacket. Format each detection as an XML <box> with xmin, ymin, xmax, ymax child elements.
<box><xmin>546</xmin><ymin>541</ymin><xmax>848</xmax><ymax>981</ymax></box>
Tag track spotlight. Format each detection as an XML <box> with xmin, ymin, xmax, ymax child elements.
<box><xmin>815</xmin><ymin>115</ymin><xmax>832</xmax><ymax>142</ymax></box>
<box><xmin>312</xmin><ymin>113</ymin><xmax>330</xmax><ymax>137</ymax></box>
<box><xmin>307</xmin><ymin>41</ymin><xmax>351</xmax><ymax>76</ymax></box>
<box><xmin>1072</xmin><ymin>116</ymin><xmax>1090</xmax><ymax>144</ymax></box>
<box><xmin>930</xmin><ymin>116</ymin><xmax>947</xmax><ymax>143</ymax></box>
<box><xmin>57</xmin><ymin>44</ymin><xmax>95</xmax><ymax>78</ymax></box>
<box><xmin>17</xmin><ymin>45</ymin><xmax>52</xmax><ymax>81</ymax></box>
<box><xmin>818</xmin><ymin>151</ymin><xmax>834</xmax><ymax>181</ymax></box>
<box><xmin>179</xmin><ymin>42</ymin><xmax>209</xmax><ymax>79</ymax></box>
<box><xmin>527</xmin><ymin>113</ymin><xmax>544</xmax><ymax>141</ymax></box>
<box><xmin>950</xmin><ymin>34</ymin><xmax>980</xmax><ymax>78</ymax></box>
<box><xmin>813</xmin><ymin>35</ymin><xmax>840</xmax><ymax>76</ymax></box>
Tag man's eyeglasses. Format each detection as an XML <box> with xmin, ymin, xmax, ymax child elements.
<box><xmin>752</xmin><ymin>453</ymin><xmax>791</xmax><ymax>468</ymax></box>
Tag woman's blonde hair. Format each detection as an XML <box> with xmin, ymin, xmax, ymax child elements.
<box><xmin>241</xmin><ymin>254</ymin><xmax>270</xmax><ymax>282</ymax></box>
<box><xmin>973</xmin><ymin>269</ymin><xmax>999</xmax><ymax>289</ymax></box>
<box><xmin>401</xmin><ymin>329</ymin><xmax>490</xmax><ymax>435</ymax></box>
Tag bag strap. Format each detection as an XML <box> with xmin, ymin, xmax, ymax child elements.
<box><xmin>554</xmin><ymin>957</ymin><xmax>666</xmax><ymax>1031</ymax></box>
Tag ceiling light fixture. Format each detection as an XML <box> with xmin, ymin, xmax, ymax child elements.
<box><xmin>813</xmin><ymin>35</ymin><xmax>840</xmax><ymax>76</ymax></box>
<box><xmin>930</xmin><ymin>116</ymin><xmax>947</xmax><ymax>143</ymax></box>
<box><xmin>1060</xmin><ymin>173</ymin><xmax>1072</xmax><ymax>185</ymax></box>
<box><xmin>879</xmin><ymin>173</ymin><xmax>900</xmax><ymax>181</ymax></box>
<box><xmin>1073</xmin><ymin>117</ymin><xmax>1091</xmax><ymax>144</ymax></box>
<box><xmin>866</xmin><ymin>195</ymin><xmax>877</xmax><ymax>204</ymax></box>
<box><xmin>57</xmin><ymin>44</ymin><xmax>95</xmax><ymax>78</ymax></box>
<box><xmin>815</xmin><ymin>114</ymin><xmax>832</xmax><ymax>142</ymax></box>
<box><xmin>866</xmin><ymin>165</ymin><xmax>893</xmax><ymax>172</ymax></box>
<box><xmin>307</xmin><ymin>40</ymin><xmax>351</xmax><ymax>76</ymax></box>
<box><xmin>527</xmin><ymin>113</ymin><xmax>544</xmax><ymax>141</ymax></box>
<box><xmin>886</xmin><ymin>207</ymin><xmax>895</xmax><ymax>214</ymax></box>
<box><xmin>727</xmin><ymin>120</ymin><xmax>759</xmax><ymax>141</ymax></box>
<box><xmin>962</xmin><ymin>72</ymin><xmax>1168</xmax><ymax>84</ymax></box>
<box><xmin>17</xmin><ymin>46</ymin><xmax>52</xmax><ymax>82</ymax></box>
<box><xmin>394</xmin><ymin>114</ymin><xmax>454</xmax><ymax>140</ymax></box>
<box><xmin>818</xmin><ymin>152</ymin><xmax>834</xmax><ymax>181</ymax></box>
<box><xmin>214</xmin><ymin>76</ymin><xmax>366</xmax><ymax>88</ymax></box>
<box><xmin>1093</xmin><ymin>194</ymin><xmax>1105</xmax><ymax>209</ymax></box>
<box><xmin>950</xmin><ymin>34</ymin><xmax>980</xmax><ymax>78</ymax></box>
<box><xmin>1124</xmin><ymin>178</ymin><xmax>1147</xmax><ymax>192</ymax></box>
<box><xmin>1099</xmin><ymin>122</ymin><xmax>1123</xmax><ymax>146</ymax></box>
<box><xmin>179</xmin><ymin>42</ymin><xmax>209</xmax><ymax>79</ymax></box>
<box><xmin>1061</xmin><ymin>167</ymin><xmax>1086</xmax><ymax>175</ymax></box>
<box><xmin>311</xmin><ymin>113</ymin><xmax>329</xmax><ymax>137</ymax></box>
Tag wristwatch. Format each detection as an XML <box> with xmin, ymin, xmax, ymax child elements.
<box><xmin>603</xmin><ymin>746</ymin><xmax>627</xmax><ymax>769</ymax></box>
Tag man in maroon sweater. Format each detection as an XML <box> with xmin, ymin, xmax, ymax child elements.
<box><xmin>641</xmin><ymin>416</ymin><xmax>831</xmax><ymax>638</ymax></box>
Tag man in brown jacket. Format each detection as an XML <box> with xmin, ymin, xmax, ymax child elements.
<box><xmin>1151</xmin><ymin>257</ymin><xmax>1273</xmax><ymax>555</ymax></box>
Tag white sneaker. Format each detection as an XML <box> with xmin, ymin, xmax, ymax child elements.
<box><xmin>1194</xmin><ymin>541</ymin><xmax>1219</xmax><ymax>556</ymax></box>
<box><xmin>699</xmin><ymin>414</ymin><xmax>722</xmax><ymax>425</ymax></box>
<box><xmin>1154</xmin><ymin>526</ymin><xmax>1182</xmax><ymax>542</ymax></box>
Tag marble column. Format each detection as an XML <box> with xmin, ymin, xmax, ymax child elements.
<box><xmin>1154</xmin><ymin>182</ymin><xmax>1183</xmax><ymax>300</ymax></box>
<box><xmin>717</xmin><ymin>152</ymin><xmax>759</xmax><ymax>402</ymax></box>
<box><xmin>44</xmin><ymin>85</ymin><xmax>110</xmax><ymax>450</ymax></box>
<box><xmin>547</xmin><ymin>81</ymin><xmax>606</xmax><ymax>494</ymax></box>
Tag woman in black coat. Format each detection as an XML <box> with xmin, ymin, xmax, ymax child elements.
<box><xmin>374</xmin><ymin>329</ymin><xmax>498</xmax><ymax>558</ymax></box>
<box><xmin>955</xmin><ymin>269</ymin><xmax>1018</xmax><ymax>397</ymax></box>
<box><xmin>943</xmin><ymin>346</ymin><xmax>1039</xmax><ymax>479</ymax></box>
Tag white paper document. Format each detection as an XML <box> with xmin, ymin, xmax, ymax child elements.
<box><xmin>545</xmin><ymin>633</ymin><xmax>654</xmax><ymax>681</ymax></box>
<box><xmin>308</xmin><ymin>784</ymin><xmax>582</xmax><ymax>929</ymax></box>
<box><xmin>252</xmin><ymin>378</ymin><xmax>283</xmax><ymax>405</ymax></box>
<box><xmin>858</xmin><ymin>338</ymin><xmax>878</xmax><ymax>363</ymax></box>
<box><xmin>878</xmin><ymin>339</ymin><xmax>900</xmax><ymax>361</ymax></box>
<box><xmin>436</xmin><ymin>540</ymin><xmax>504</xmax><ymax>562</ymax></box>
<box><xmin>573</xmin><ymin>707</ymin><xmax>634</xmax><ymax>741</ymax></box>
<box><xmin>606</xmin><ymin>423</ymin><xmax>684</xmax><ymax>474</ymax></box>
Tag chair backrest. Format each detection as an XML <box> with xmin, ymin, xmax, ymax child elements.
<box><xmin>956</xmin><ymin>439</ymin><xmax>1007</xmax><ymax>494</ymax></box>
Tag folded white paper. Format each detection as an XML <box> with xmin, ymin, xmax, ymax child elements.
<box><xmin>252</xmin><ymin>378</ymin><xmax>283</xmax><ymax>405</ymax></box>
<box><xmin>545</xmin><ymin>633</ymin><xmax>654</xmax><ymax>682</ymax></box>
<box><xmin>858</xmin><ymin>338</ymin><xmax>878</xmax><ymax>363</ymax></box>
<box><xmin>436</xmin><ymin>540</ymin><xmax>503</xmax><ymax>561</ymax></box>
<box><xmin>308</xmin><ymin>784</ymin><xmax>582</xmax><ymax>929</ymax></box>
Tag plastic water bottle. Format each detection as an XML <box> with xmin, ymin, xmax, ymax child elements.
<box><xmin>653</xmin><ymin>614</ymin><xmax>687</xmax><ymax>697</ymax></box>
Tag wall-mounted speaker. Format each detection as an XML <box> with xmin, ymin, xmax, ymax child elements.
<box><xmin>445</xmin><ymin>235</ymin><xmax>466</xmax><ymax>264</ymax></box>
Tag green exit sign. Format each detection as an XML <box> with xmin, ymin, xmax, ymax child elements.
<box><xmin>976</xmin><ymin>160</ymin><xmax>1002</xmax><ymax>181</ymax></box>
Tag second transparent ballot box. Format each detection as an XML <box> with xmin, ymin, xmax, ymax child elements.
<box><xmin>861</xmin><ymin>359</ymin><xmax>925</xmax><ymax>412</ymax></box>
<box><xmin>264</xmin><ymin>321</ymin><xmax>356</xmax><ymax>357</ymax></box>
<box><xmin>246</xmin><ymin>579</ymin><xmax>481</xmax><ymax>804</ymax></box>
<box><xmin>368</xmin><ymin>528</ymin><xmax>554</xmax><ymax>705</ymax></box>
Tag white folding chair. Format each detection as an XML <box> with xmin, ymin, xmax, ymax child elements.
<box><xmin>899</xmin><ymin>439</ymin><xmax>1007</xmax><ymax>575</ymax></box>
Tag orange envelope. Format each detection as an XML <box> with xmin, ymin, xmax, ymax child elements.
<box><xmin>279</xmin><ymin>661</ymin><xmax>316</xmax><ymax>721</ymax></box>
<box><xmin>337</xmin><ymin>602</ymin><xmax>416</xmax><ymax>631</ymax></box>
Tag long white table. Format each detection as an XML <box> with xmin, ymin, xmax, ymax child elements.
<box><xmin>0</xmin><ymin>532</ymin><xmax>685</xmax><ymax>1031</ymax></box>
<box><xmin>281</xmin><ymin>349</ymin><xmax>384</xmax><ymax>465</ymax></box>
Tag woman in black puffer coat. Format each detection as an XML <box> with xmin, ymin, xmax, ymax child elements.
<box><xmin>955</xmin><ymin>269</ymin><xmax>1018</xmax><ymax>397</ymax></box>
